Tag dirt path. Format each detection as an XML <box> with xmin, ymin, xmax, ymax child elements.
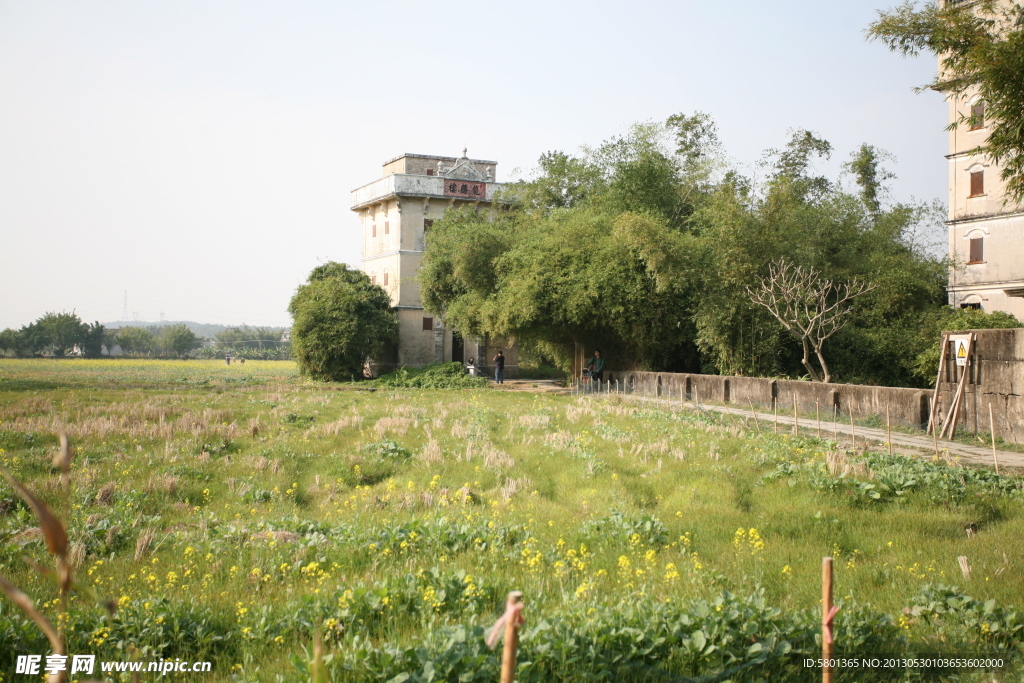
<box><xmin>618</xmin><ymin>393</ymin><xmax>1024</xmax><ymax>470</ymax></box>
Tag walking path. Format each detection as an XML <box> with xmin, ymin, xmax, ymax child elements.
<box><xmin>622</xmin><ymin>393</ymin><xmax>1024</xmax><ymax>470</ymax></box>
<box><xmin>497</xmin><ymin>379</ymin><xmax>1023</xmax><ymax>470</ymax></box>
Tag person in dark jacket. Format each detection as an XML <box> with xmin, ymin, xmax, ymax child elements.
<box><xmin>493</xmin><ymin>350</ymin><xmax>505</xmax><ymax>384</ymax></box>
<box><xmin>586</xmin><ymin>349</ymin><xmax>605</xmax><ymax>382</ymax></box>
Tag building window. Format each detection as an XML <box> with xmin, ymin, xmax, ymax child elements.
<box><xmin>426</xmin><ymin>169</ymin><xmax>434</xmax><ymax>176</ymax></box>
<box><xmin>969</xmin><ymin>236</ymin><xmax>984</xmax><ymax>263</ymax></box>
<box><xmin>961</xmin><ymin>302</ymin><xmax>982</xmax><ymax>310</ymax></box>
<box><xmin>372</xmin><ymin>223</ymin><xmax>377</xmax><ymax>237</ymax></box>
<box><xmin>424</xmin><ymin>219</ymin><xmax>434</xmax><ymax>232</ymax></box>
<box><xmin>969</xmin><ymin>170</ymin><xmax>984</xmax><ymax>197</ymax></box>
<box><xmin>422</xmin><ymin>317</ymin><xmax>433</xmax><ymax>331</ymax></box>
<box><xmin>384</xmin><ymin>220</ymin><xmax>390</xmax><ymax>235</ymax></box>
<box><xmin>383</xmin><ymin>271</ymin><xmax>389</xmax><ymax>286</ymax></box>
<box><xmin>969</xmin><ymin>102</ymin><xmax>985</xmax><ymax>131</ymax></box>
<box><xmin>371</xmin><ymin>274</ymin><xmax>377</xmax><ymax>286</ymax></box>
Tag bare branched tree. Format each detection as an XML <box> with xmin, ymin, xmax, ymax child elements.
<box><xmin>746</xmin><ymin>259</ymin><xmax>876</xmax><ymax>383</ymax></box>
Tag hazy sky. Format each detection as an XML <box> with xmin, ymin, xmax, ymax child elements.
<box><xmin>0</xmin><ymin>1</ymin><xmax>946</xmax><ymax>330</ymax></box>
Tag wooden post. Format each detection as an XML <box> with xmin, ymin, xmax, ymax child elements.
<box><xmin>680</xmin><ymin>385</ymin><xmax>684</xmax><ymax>408</ymax></box>
<box><xmin>833</xmin><ymin>405</ymin><xmax>838</xmax><ymax>442</ymax></box>
<box><xmin>793</xmin><ymin>395</ymin><xmax>799</xmax><ymax>436</ymax></box>
<box><xmin>500</xmin><ymin>591</ymin><xmax>523</xmax><ymax>683</ymax></box>
<box><xmin>748</xmin><ymin>399</ymin><xmax>761</xmax><ymax>432</ymax></box>
<box><xmin>989</xmin><ymin>403</ymin><xmax>1000</xmax><ymax>474</ymax></box>
<box><xmin>774</xmin><ymin>398</ymin><xmax>778</xmax><ymax>434</ymax></box>
<box><xmin>940</xmin><ymin>333</ymin><xmax>975</xmax><ymax>440</ymax></box>
<box><xmin>849</xmin><ymin>410</ymin><xmax>856</xmax><ymax>450</ymax></box>
<box><xmin>927</xmin><ymin>333</ymin><xmax>950</xmax><ymax>435</ymax></box>
<box><xmin>816</xmin><ymin>400</ymin><xmax>821</xmax><ymax>440</ymax></box>
<box><xmin>822</xmin><ymin>557</ymin><xmax>835</xmax><ymax>683</ymax></box>
<box><xmin>886</xmin><ymin>404</ymin><xmax>892</xmax><ymax>455</ymax></box>
<box><xmin>932</xmin><ymin>421</ymin><xmax>940</xmax><ymax>459</ymax></box>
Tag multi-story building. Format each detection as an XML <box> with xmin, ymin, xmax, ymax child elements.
<box><xmin>350</xmin><ymin>150</ymin><xmax>518</xmax><ymax>374</ymax></box>
<box><xmin>944</xmin><ymin>4</ymin><xmax>1024</xmax><ymax>318</ymax></box>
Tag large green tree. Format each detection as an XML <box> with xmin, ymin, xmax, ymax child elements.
<box><xmin>116</xmin><ymin>326</ymin><xmax>157</xmax><ymax>356</ymax></box>
<box><xmin>160</xmin><ymin>324</ymin><xmax>199</xmax><ymax>358</ymax></box>
<box><xmin>421</xmin><ymin>117</ymin><xmax>954</xmax><ymax>386</ymax></box>
<box><xmin>288</xmin><ymin>262</ymin><xmax>398</xmax><ymax>381</ymax></box>
<box><xmin>868</xmin><ymin>0</ymin><xmax>1024</xmax><ymax>202</ymax></box>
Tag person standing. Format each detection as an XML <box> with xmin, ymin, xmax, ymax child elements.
<box><xmin>492</xmin><ymin>350</ymin><xmax>505</xmax><ymax>384</ymax></box>
<box><xmin>586</xmin><ymin>349</ymin><xmax>605</xmax><ymax>383</ymax></box>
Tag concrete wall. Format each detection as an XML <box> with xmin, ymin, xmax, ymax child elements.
<box><xmin>601</xmin><ymin>328</ymin><xmax>1024</xmax><ymax>443</ymax></box>
<box><xmin>604</xmin><ymin>371</ymin><xmax>930</xmax><ymax>430</ymax></box>
<box><xmin>936</xmin><ymin>328</ymin><xmax>1024</xmax><ymax>443</ymax></box>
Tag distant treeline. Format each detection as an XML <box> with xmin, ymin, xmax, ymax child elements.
<box><xmin>1</xmin><ymin>315</ymin><xmax>291</xmax><ymax>359</ymax></box>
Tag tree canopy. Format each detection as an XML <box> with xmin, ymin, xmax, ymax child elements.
<box><xmin>868</xmin><ymin>0</ymin><xmax>1024</xmax><ymax>203</ymax></box>
<box><xmin>418</xmin><ymin>117</ymin><xmax>977</xmax><ymax>386</ymax></box>
<box><xmin>288</xmin><ymin>262</ymin><xmax>398</xmax><ymax>381</ymax></box>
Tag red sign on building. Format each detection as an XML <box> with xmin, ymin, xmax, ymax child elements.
<box><xmin>443</xmin><ymin>180</ymin><xmax>486</xmax><ymax>199</ymax></box>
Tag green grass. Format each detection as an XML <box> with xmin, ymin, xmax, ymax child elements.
<box><xmin>0</xmin><ymin>359</ymin><xmax>1021</xmax><ymax>682</ymax></box>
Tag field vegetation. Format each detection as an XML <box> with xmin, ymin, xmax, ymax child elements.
<box><xmin>1</xmin><ymin>360</ymin><xmax>1022</xmax><ymax>682</ymax></box>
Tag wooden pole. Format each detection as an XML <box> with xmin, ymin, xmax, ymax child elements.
<box><xmin>500</xmin><ymin>591</ymin><xmax>523</xmax><ymax>683</ymax></box>
<box><xmin>927</xmin><ymin>333</ymin><xmax>950</xmax><ymax>435</ymax></box>
<box><xmin>833</xmin><ymin>404</ymin><xmax>838</xmax><ymax>441</ymax></box>
<box><xmin>849</xmin><ymin>410</ymin><xmax>856</xmax><ymax>450</ymax></box>
<box><xmin>816</xmin><ymin>400</ymin><xmax>821</xmax><ymax>440</ymax></box>
<box><xmin>822</xmin><ymin>557</ymin><xmax>834</xmax><ymax>683</ymax></box>
<box><xmin>793</xmin><ymin>395</ymin><xmax>799</xmax><ymax>436</ymax></box>
<box><xmin>748</xmin><ymin>399</ymin><xmax>761</xmax><ymax>432</ymax></box>
<box><xmin>932</xmin><ymin>420</ymin><xmax>940</xmax><ymax>459</ymax></box>
<box><xmin>886</xmin><ymin>404</ymin><xmax>892</xmax><ymax>455</ymax></box>
<box><xmin>774</xmin><ymin>398</ymin><xmax>778</xmax><ymax>434</ymax></box>
<box><xmin>989</xmin><ymin>403</ymin><xmax>1000</xmax><ymax>475</ymax></box>
<box><xmin>941</xmin><ymin>333</ymin><xmax>975</xmax><ymax>440</ymax></box>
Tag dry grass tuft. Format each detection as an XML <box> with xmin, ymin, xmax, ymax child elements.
<box><xmin>96</xmin><ymin>482</ymin><xmax>116</xmax><ymax>505</ymax></box>
<box><xmin>310</xmin><ymin>415</ymin><xmax>364</xmax><ymax>436</ymax></box>
<box><xmin>375</xmin><ymin>416</ymin><xmax>413</xmax><ymax>438</ymax></box>
<box><xmin>419</xmin><ymin>438</ymin><xmax>443</xmax><ymax>465</ymax></box>
<box><xmin>500</xmin><ymin>476</ymin><xmax>532</xmax><ymax>501</ymax></box>
<box><xmin>518</xmin><ymin>415</ymin><xmax>551</xmax><ymax>429</ymax></box>
<box><xmin>135</xmin><ymin>529</ymin><xmax>156</xmax><ymax>561</ymax></box>
<box><xmin>566</xmin><ymin>405</ymin><xmax>596</xmax><ymax>422</ymax></box>
<box><xmin>450</xmin><ymin>421</ymin><xmax>473</xmax><ymax>439</ymax></box>
<box><xmin>69</xmin><ymin>542</ymin><xmax>86</xmax><ymax>569</ymax></box>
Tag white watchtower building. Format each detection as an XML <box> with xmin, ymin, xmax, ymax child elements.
<box><xmin>351</xmin><ymin>149</ymin><xmax>514</xmax><ymax>372</ymax></box>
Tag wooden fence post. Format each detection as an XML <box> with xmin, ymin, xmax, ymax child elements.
<box><xmin>816</xmin><ymin>400</ymin><xmax>821</xmax><ymax>440</ymax></box>
<box><xmin>989</xmin><ymin>404</ymin><xmax>1000</xmax><ymax>474</ymax></box>
<box><xmin>822</xmin><ymin>557</ymin><xmax>836</xmax><ymax>683</ymax></box>
<box><xmin>886</xmin><ymin>404</ymin><xmax>892</xmax><ymax>455</ymax></box>
<box><xmin>793</xmin><ymin>395</ymin><xmax>799</xmax><ymax>436</ymax></box>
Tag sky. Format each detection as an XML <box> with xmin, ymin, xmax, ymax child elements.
<box><xmin>0</xmin><ymin>0</ymin><xmax>947</xmax><ymax>330</ymax></box>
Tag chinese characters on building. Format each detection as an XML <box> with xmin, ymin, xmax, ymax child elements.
<box><xmin>443</xmin><ymin>181</ymin><xmax>486</xmax><ymax>198</ymax></box>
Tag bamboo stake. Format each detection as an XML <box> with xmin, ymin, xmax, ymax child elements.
<box><xmin>989</xmin><ymin>404</ymin><xmax>1000</xmax><ymax>474</ymax></box>
<box><xmin>850</xmin><ymin>410</ymin><xmax>856</xmax><ymax>450</ymax></box>
<box><xmin>886</xmin><ymin>404</ymin><xmax>892</xmax><ymax>455</ymax></box>
<box><xmin>748</xmin><ymin>399</ymin><xmax>761</xmax><ymax>433</ymax></box>
<box><xmin>932</xmin><ymin>421</ymin><xmax>940</xmax><ymax>459</ymax></box>
<box><xmin>793</xmin><ymin>395</ymin><xmax>799</xmax><ymax>436</ymax></box>
<box><xmin>816</xmin><ymin>400</ymin><xmax>821</xmax><ymax>439</ymax></box>
<box><xmin>500</xmin><ymin>591</ymin><xmax>524</xmax><ymax>683</ymax></box>
<box><xmin>833</xmin><ymin>404</ymin><xmax>838</xmax><ymax>441</ymax></box>
<box><xmin>927</xmin><ymin>333</ymin><xmax>950</xmax><ymax>435</ymax></box>
<box><xmin>822</xmin><ymin>557</ymin><xmax>835</xmax><ymax>683</ymax></box>
<box><xmin>774</xmin><ymin>398</ymin><xmax>778</xmax><ymax>434</ymax></box>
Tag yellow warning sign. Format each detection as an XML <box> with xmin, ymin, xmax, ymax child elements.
<box><xmin>954</xmin><ymin>338</ymin><xmax>969</xmax><ymax>366</ymax></box>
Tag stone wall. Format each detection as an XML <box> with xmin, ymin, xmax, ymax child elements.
<box><xmin>936</xmin><ymin>328</ymin><xmax>1024</xmax><ymax>443</ymax></box>
<box><xmin>599</xmin><ymin>327</ymin><xmax>1024</xmax><ymax>443</ymax></box>
<box><xmin>603</xmin><ymin>370</ymin><xmax>931</xmax><ymax>430</ymax></box>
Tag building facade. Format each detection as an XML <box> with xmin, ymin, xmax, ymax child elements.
<box><xmin>944</xmin><ymin>3</ymin><xmax>1024</xmax><ymax>319</ymax></box>
<box><xmin>350</xmin><ymin>150</ymin><xmax>518</xmax><ymax>374</ymax></box>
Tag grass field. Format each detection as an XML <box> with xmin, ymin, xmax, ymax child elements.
<box><xmin>1</xmin><ymin>359</ymin><xmax>1022</xmax><ymax>682</ymax></box>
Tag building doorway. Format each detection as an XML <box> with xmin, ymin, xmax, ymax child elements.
<box><xmin>451</xmin><ymin>332</ymin><xmax>464</xmax><ymax>364</ymax></box>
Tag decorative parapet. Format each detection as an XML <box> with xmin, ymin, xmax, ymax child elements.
<box><xmin>351</xmin><ymin>174</ymin><xmax>503</xmax><ymax>209</ymax></box>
